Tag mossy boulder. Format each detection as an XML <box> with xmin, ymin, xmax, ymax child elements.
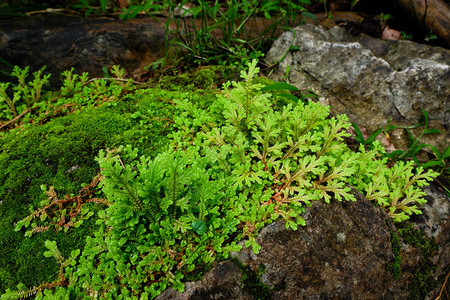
<box><xmin>0</xmin><ymin>86</ymin><xmax>216</xmax><ymax>293</ymax></box>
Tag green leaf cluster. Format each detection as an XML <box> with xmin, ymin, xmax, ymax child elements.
<box><xmin>7</xmin><ymin>60</ymin><xmax>438</xmax><ymax>299</ymax></box>
<box><xmin>0</xmin><ymin>84</ymin><xmax>188</xmax><ymax>294</ymax></box>
<box><xmin>355</xmin><ymin>159</ymin><xmax>438</xmax><ymax>222</ymax></box>
<box><xmin>0</xmin><ymin>66</ymin><xmax>50</xmax><ymax>120</ymax></box>
<box><xmin>0</xmin><ymin>65</ymin><xmax>136</xmax><ymax>131</ymax></box>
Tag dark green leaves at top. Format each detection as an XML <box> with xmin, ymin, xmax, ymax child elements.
<box><xmin>351</xmin><ymin>123</ymin><xmax>365</xmax><ymax>144</ymax></box>
<box><xmin>423</xmin><ymin>129</ymin><xmax>441</xmax><ymax>134</ymax></box>
<box><xmin>443</xmin><ymin>146</ymin><xmax>450</xmax><ymax>160</ymax></box>
<box><xmin>99</xmin><ymin>0</ymin><xmax>107</xmax><ymax>11</ymax></box>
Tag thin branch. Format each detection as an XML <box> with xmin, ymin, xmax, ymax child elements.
<box><xmin>0</xmin><ymin>108</ymin><xmax>32</xmax><ymax>129</ymax></box>
<box><xmin>435</xmin><ymin>270</ymin><xmax>450</xmax><ymax>300</ymax></box>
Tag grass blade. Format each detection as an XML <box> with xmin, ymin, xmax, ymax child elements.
<box><xmin>261</xmin><ymin>82</ymin><xmax>300</xmax><ymax>91</ymax></box>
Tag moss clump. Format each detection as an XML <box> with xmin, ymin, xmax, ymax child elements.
<box><xmin>398</xmin><ymin>224</ymin><xmax>439</xmax><ymax>299</ymax></box>
<box><xmin>156</xmin><ymin>66</ymin><xmax>234</xmax><ymax>91</ymax></box>
<box><xmin>183</xmin><ymin>263</ymin><xmax>213</xmax><ymax>282</ymax></box>
<box><xmin>0</xmin><ymin>104</ymin><xmax>130</xmax><ymax>292</ymax></box>
<box><xmin>230</xmin><ymin>258</ymin><xmax>272</xmax><ymax>299</ymax></box>
<box><xmin>388</xmin><ymin>230</ymin><xmax>402</xmax><ymax>280</ymax></box>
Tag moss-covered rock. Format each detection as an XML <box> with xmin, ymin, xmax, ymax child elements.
<box><xmin>0</xmin><ymin>86</ymin><xmax>217</xmax><ymax>293</ymax></box>
<box><xmin>398</xmin><ymin>224</ymin><xmax>440</xmax><ymax>299</ymax></box>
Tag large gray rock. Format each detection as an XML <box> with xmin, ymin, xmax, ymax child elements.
<box><xmin>266</xmin><ymin>24</ymin><xmax>449</xmax><ymax>152</ymax></box>
<box><xmin>157</xmin><ymin>188</ymin><xmax>450</xmax><ymax>299</ymax></box>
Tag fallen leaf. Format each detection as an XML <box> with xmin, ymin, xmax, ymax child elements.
<box><xmin>380</xmin><ymin>133</ymin><xmax>396</xmax><ymax>152</ymax></box>
<box><xmin>382</xmin><ymin>26</ymin><xmax>401</xmax><ymax>40</ymax></box>
<box><xmin>117</xmin><ymin>0</ymin><xmax>130</xmax><ymax>9</ymax></box>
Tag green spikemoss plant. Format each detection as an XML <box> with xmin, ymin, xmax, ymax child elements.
<box><xmin>6</xmin><ymin>60</ymin><xmax>438</xmax><ymax>299</ymax></box>
<box><xmin>0</xmin><ymin>65</ymin><xmax>139</xmax><ymax>132</ymax></box>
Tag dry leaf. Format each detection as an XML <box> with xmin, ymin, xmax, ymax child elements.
<box><xmin>382</xmin><ymin>26</ymin><xmax>401</xmax><ymax>40</ymax></box>
<box><xmin>117</xmin><ymin>0</ymin><xmax>130</xmax><ymax>9</ymax></box>
<box><xmin>380</xmin><ymin>133</ymin><xmax>396</xmax><ymax>152</ymax></box>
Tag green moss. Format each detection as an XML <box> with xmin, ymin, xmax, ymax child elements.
<box><xmin>183</xmin><ymin>263</ymin><xmax>213</xmax><ymax>282</ymax></box>
<box><xmin>230</xmin><ymin>258</ymin><xmax>272</xmax><ymax>300</ymax></box>
<box><xmin>399</xmin><ymin>224</ymin><xmax>438</xmax><ymax>257</ymax></box>
<box><xmin>388</xmin><ymin>230</ymin><xmax>402</xmax><ymax>280</ymax></box>
<box><xmin>397</xmin><ymin>224</ymin><xmax>440</xmax><ymax>299</ymax></box>
<box><xmin>0</xmin><ymin>106</ymin><xmax>128</xmax><ymax>292</ymax></box>
<box><xmin>156</xmin><ymin>66</ymin><xmax>234</xmax><ymax>91</ymax></box>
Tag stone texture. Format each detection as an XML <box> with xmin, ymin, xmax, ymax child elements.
<box><xmin>406</xmin><ymin>182</ymin><xmax>450</xmax><ymax>299</ymax></box>
<box><xmin>156</xmin><ymin>260</ymin><xmax>251</xmax><ymax>300</ymax></box>
<box><xmin>413</xmin><ymin>182</ymin><xmax>450</xmax><ymax>240</ymax></box>
<box><xmin>266</xmin><ymin>24</ymin><xmax>449</xmax><ymax>152</ymax></box>
<box><xmin>0</xmin><ymin>15</ymin><xmax>167</xmax><ymax>84</ymax></box>
<box><xmin>0</xmin><ymin>13</ymin><xmax>387</xmax><ymax>87</ymax></box>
